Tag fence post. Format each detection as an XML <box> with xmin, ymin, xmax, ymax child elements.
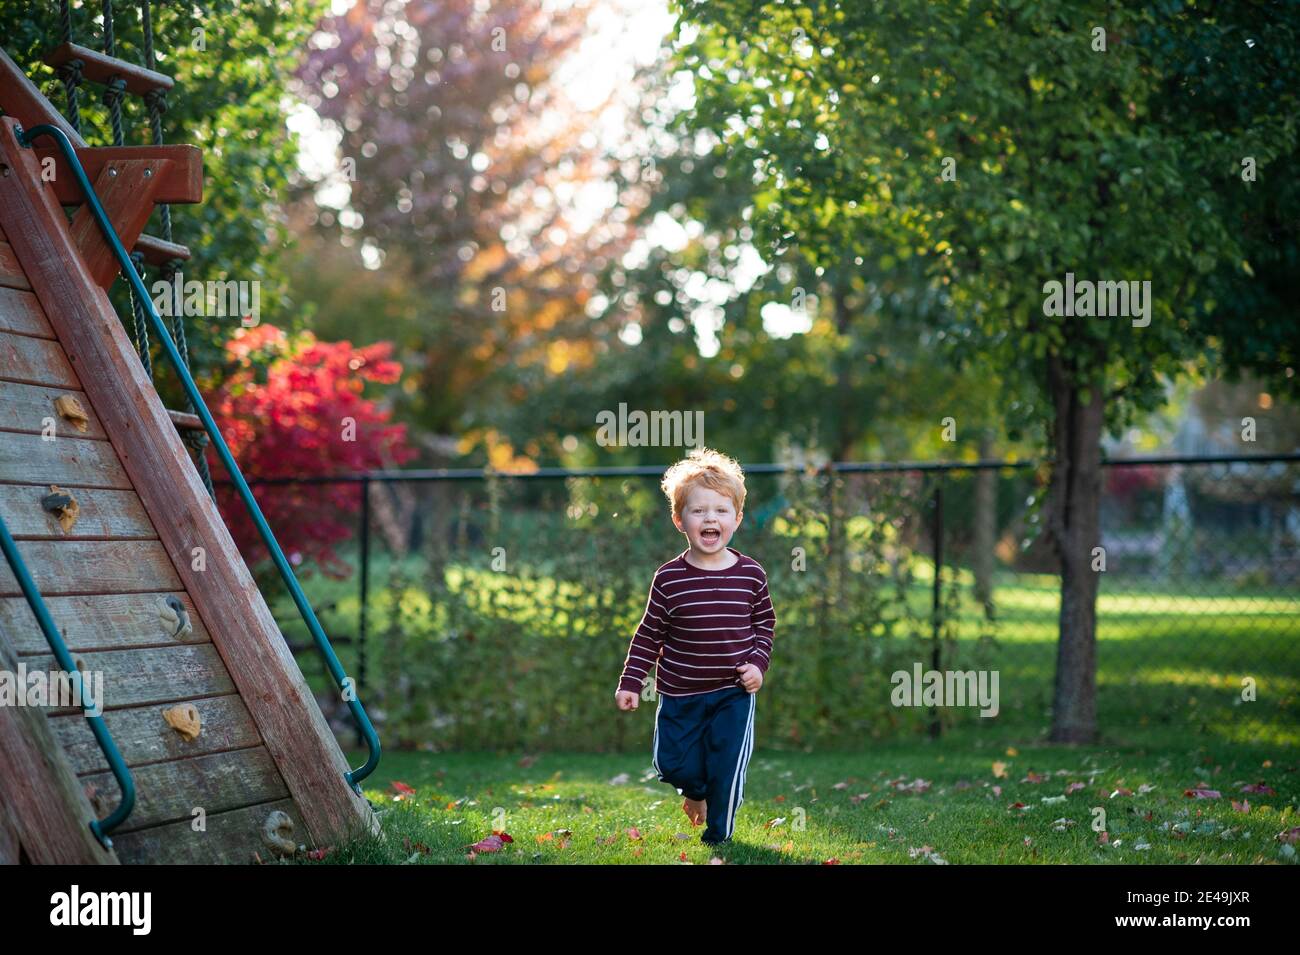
<box><xmin>930</xmin><ymin>476</ymin><xmax>944</xmax><ymax>739</ymax></box>
<box><xmin>357</xmin><ymin>474</ymin><xmax>371</xmax><ymax>748</ymax></box>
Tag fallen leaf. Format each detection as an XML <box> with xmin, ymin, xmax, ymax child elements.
<box><xmin>468</xmin><ymin>832</ymin><xmax>512</xmax><ymax>853</ymax></box>
<box><xmin>1240</xmin><ymin>782</ymin><xmax>1276</xmax><ymax>795</ymax></box>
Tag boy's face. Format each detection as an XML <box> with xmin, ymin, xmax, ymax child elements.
<box><xmin>673</xmin><ymin>484</ymin><xmax>742</xmax><ymax>555</ymax></box>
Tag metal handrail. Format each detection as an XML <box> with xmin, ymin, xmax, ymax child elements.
<box><xmin>0</xmin><ymin>513</ymin><xmax>135</xmax><ymax>848</ymax></box>
<box><xmin>15</xmin><ymin>123</ymin><xmax>380</xmax><ymax>791</ymax></box>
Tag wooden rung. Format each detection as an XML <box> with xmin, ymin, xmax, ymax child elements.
<box><xmin>134</xmin><ymin>234</ymin><xmax>191</xmax><ymax>266</ymax></box>
<box><xmin>167</xmin><ymin>408</ymin><xmax>203</xmax><ymax>432</ymax></box>
<box><xmin>43</xmin><ymin>42</ymin><xmax>174</xmax><ymax>95</ymax></box>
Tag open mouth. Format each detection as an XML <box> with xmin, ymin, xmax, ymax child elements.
<box><xmin>700</xmin><ymin>529</ymin><xmax>720</xmax><ymax>544</ymax></box>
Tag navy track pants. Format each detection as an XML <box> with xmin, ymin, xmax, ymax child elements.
<box><xmin>652</xmin><ymin>684</ymin><xmax>756</xmax><ymax>844</ymax></box>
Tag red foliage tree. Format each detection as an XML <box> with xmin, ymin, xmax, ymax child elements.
<box><xmin>207</xmin><ymin>323</ymin><xmax>416</xmax><ymax>578</ymax></box>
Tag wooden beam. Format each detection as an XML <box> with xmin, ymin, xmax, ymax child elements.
<box><xmin>0</xmin><ymin>810</ymin><xmax>19</xmax><ymax>863</ymax></box>
<box><xmin>0</xmin><ymin>238</ymin><xmax>33</xmax><ymax>291</ymax></box>
<box><xmin>0</xmin><ymin>46</ymin><xmax>86</xmax><ymax>150</ymax></box>
<box><xmin>68</xmin><ymin>158</ymin><xmax>171</xmax><ymax>289</ymax></box>
<box><xmin>35</xmin><ymin>145</ymin><xmax>202</xmax><ymax>206</ymax></box>
<box><xmin>112</xmin><ymin>798</ymin><xmax>309</xmax><ymax>865</ymax></box>
<box><xmin>0</xmin><ymin>619</ymin><xmax>119</xmax><ymax>864</ymax></box>
<box><xmin>0</xmin><ymin>116</ymin><xmax>377</xmax><ymax>850</ymax></box>
<box><xmin>0</xmin><ymin>591</ymin><xmax>211</xmax><ymax>655</ymax></box>
<box><xmin>43</xmin><ymin>43</ymin><xmax>174</xmax><ymax>96</ymax></box>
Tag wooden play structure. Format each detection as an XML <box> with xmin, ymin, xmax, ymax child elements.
<box><xmin>0</xmin><ymin>13</ymin><xmax>378</xmax><ymax>864</ymax></box>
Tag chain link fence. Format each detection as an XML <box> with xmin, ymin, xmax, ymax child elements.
<box><xmin>235</xmin><ymin>454</ymin><xmax>1300</xmax><ymax>751</ymax></box>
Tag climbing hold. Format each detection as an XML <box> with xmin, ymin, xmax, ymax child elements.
<box><xmin>162</xmin><ymin>703</ymin><xmax>201</xmax><ymax>741</ymax></box>
<box><xmin>261</xmin><ymin>810</ymin><xmax>296</xmax><ymax>857</ymax></box>
<box><xmin>41</xmin><ymin>485</ymin><xmax>80</xmax><ymax>533</ymax></box>
<box><xmin>158</xmin><ymin>595</ymin><xmax>193</xmax><ymax>639</ymax></box>
<box><xmin>53</xmin><ymin>394</ymin><xmax>89</xmax><ymax>433</ymax></box>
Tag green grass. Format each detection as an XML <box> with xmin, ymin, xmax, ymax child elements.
<box><xmin>260</xmin><ymin>544</ymin><xmax>1300</xmax><ymax>863</ymax></box>
<box><xmin>300</xmin><ymin>728</ymin><xmax>1299</xmax><ymax>864</ymax></box>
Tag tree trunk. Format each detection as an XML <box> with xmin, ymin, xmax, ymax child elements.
<box><xmin>973</xmin><ymin>427</ymin><xmax>997</xmax><ymax>617</ymax></box>
<box><xmin>367</xmin><ymin>478</ymin><xmax>416</xmax><ymax>558</ymax></box>
<box><xmin>1044</xmin><ymin>355</ymin><xmax>1106</xmax><ymax>743</ymax></box>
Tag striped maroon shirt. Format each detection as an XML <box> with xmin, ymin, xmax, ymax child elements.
<box><xmin>617</xmin><ymin>546</ymin><xmax>776</xmax><ymax>697</ymax></box>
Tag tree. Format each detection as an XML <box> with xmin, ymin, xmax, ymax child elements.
<box><xmin>208</xmin><ymin>324</ymin><xmax>416</xmax><ymax>579</ymax></box>
<box><xmin>502</xmin><ymin>48</ymin><xmax>1033</xmax><ymax>471</ymax></box>
<box><xmin>664</xmin><ymin>0</ymin><xmax>1300</xmax><ymax>741</ymax></box>
<box><xmin>291</xmin><ymin>0</ymin><xmax>634</xmax><ymax>466</ymax></box>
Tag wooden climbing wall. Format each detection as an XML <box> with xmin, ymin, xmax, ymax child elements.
<box><xmin>0</xmin><ymin>107</ymin><xmax>375</xmax><ymax>863</ymax></box>
<box><xmin>0</xmin><ymin>221</ymin><xmax>310</xmax><ymax>862</ymax></box>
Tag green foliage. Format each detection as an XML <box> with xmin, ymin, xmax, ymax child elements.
<box><xmin>0</xmin><ymin>0</ymin><xmax>328</xmax><ymax>400</ymax></box>
<box><xmin>292</xmin><ymin>473</ymin><xmax>1012</xmax><ymax>750</ymax></box>
<box><xmin>664</xmin><ymin>0</ymin><xmax>1299</xmax><ymax>435</ymax></box>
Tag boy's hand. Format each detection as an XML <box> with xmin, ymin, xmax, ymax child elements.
<box><xmin>736</xmin><ymin>663</ymin><xmax>763</xmax><ymax>693</ymax></box>
<box><xmin>615</xmin><ymin>690</ymin><xmax>640</xmax><ymax>711</ymax></box>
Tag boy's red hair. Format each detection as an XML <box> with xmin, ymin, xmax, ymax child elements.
<box><xmin>660</xmin><ymin>447</ymin><xmax>746</xmax><ymax>522</ymax></box>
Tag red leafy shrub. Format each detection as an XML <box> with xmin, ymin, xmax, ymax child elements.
<box><xmin>206</xmin><ymin>324</ymin><xmax>416</xmax><ymax>577</ymax></box>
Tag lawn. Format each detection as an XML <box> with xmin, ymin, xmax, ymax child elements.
<box><xmin>259</xmin><ymin>544</ymin><xmax>1300</xmax><ymax>864</ymax></box>
<box><xmin>302</xmin><ymin>727</ymin><xmax>1300</xmax><ymax>864</ymax></box>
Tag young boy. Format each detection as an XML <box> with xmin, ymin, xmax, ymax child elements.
<box><xmin>614</xmin><ymin>447</ymin><xmax>776</xmax><ymax>845</ymax></box>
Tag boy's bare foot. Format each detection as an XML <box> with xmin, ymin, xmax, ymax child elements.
<box><xmin>683</xmin><ymin>797</ymin><xmax>706</xmax><ymax>826</ymax></box>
